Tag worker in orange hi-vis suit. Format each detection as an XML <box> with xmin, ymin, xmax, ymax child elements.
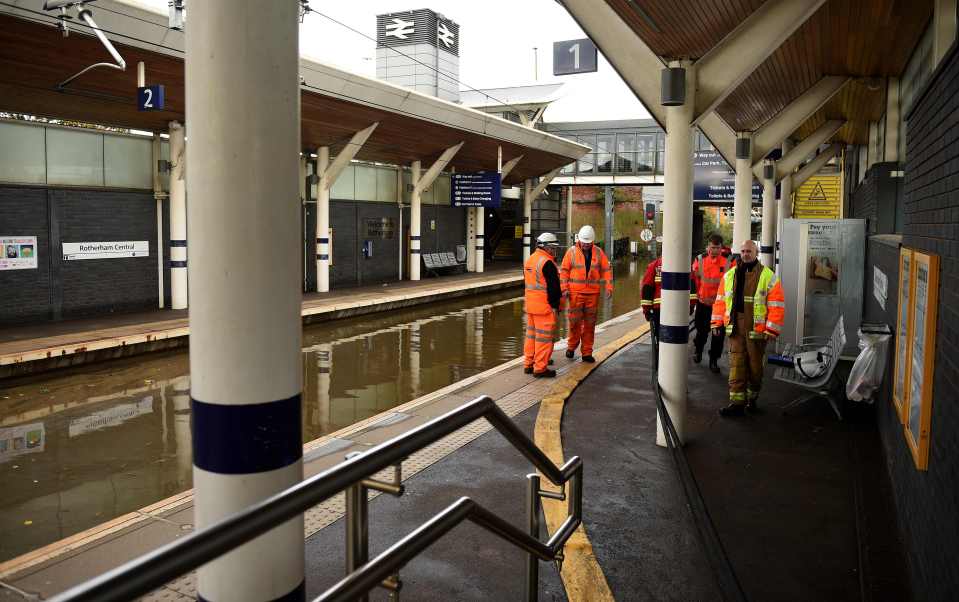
<box><xmin>523</xmin><ymin>232</ymin><xmax>563</xmax><ymax>377</ymax></box>
<box><xmin>560</xmin><ymin>225</ymin><xmax>613</xmax><ymax>363</ymax></box>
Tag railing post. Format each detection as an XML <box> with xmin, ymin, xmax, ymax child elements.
<box><xmin>346</xmin><ymin>480</ymin><xmax>370</xmax><ymax>602</ymax></box>
<box><xmin>526</xmin><ymin>473</ymin><xmax>541</xmax><ymax>602</ymax></box>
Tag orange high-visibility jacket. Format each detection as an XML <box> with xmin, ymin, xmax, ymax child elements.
<box><xmin>560</xmin><ymin>243</ymin><xmax>613</xmax><ymax>295</ymax></box>
<box><xmin>524</xmin><ymin>248</ymin><xmax>555</xmax><ymax>315</ymax></box>
<box><xmin>710</xmin><ymin>264</ymin><xmax>786</xmax><ymax>336</ymax></box>
<box><xmin>691</xmin><ymin>253</ymin><xmax>730</xmax><ymax>306</ymax></box>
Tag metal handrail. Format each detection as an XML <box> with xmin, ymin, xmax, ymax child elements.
<box><xmin>49</xmin><ymin>395</ymin><xmax>582</xmax><ymax>602</ymax></box>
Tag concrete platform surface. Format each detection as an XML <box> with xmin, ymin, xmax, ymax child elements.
<box><xmin>0</xmin><ymin>266</ymin><xmax>521</xmax><ymax>379</ymax></box>
<box><xmin>561</xmin><ymin>337</ymin><xmax>911</xmax><ymax>601</ymax></box>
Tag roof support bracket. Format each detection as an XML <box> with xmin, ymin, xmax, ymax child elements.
<box><xmin>413</xmin><ymin>142</ymin><xmax>464</xmax><ymax>197</ymax></box>
<box><xmin>529</xmin><ymin>167</ymin><xmax>562</xmax><ymax>200</ymax></box>
<box><xmin>693</xmin><ymin>0</ymin><xmax>828</xmax><ymax>125</ymax></box>
<box><xmin>322</xmin><ymin>123</ymin><xmax>379</xmax><ymax>187</ymax></box>
<box><xmin>500</xmin><ymin>155</ymin><xmax>523</xmax><ymax>182</ymax></box>
<box><xmin>53</xmin><ymin>5</ymin><xmax>127</xmax><ymax>90</ymax></box>
<box><xmin>791</xmin><ymin>143</ymin><xmax>842</xmax><ymax>190</ymax></box>
<box><xmin>751</xmin><ymin>76</ymin><xmax>849</xmax><ymax>165</ymax></box>
<box><xmin>773</xmin><ymin>120</ymin><xmax>845</xmax><ymax>182</ymax></box>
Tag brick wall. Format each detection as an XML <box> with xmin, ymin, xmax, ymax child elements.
<box><xmin>0</xmin><ymin>187</ymin><xmax>52</xmax><ymax>323</ymax></box>
<box><xmin>850</xmin><ymin>168</ymin><xmax>879</xmax><ymax>233</ymax></box>
<box><xmin>883</xmin><ymin>40</ymin><xmax>959</xmax><ymax>601</ymax></box>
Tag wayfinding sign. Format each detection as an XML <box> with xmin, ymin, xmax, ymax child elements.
<box><xmin>137</xmin><ymin>85</ymin><xmax>165</xmax><ymax>111</ymax></box>
<box><xmin>451</xmin><ymin>172</ymin><xmax>502</xmax><ymax>208</ymax></box>
<box><xmin>553</xmin><ymin>38</ymin><xmax>598</xmax><ymax>75</ymax></box>
<box><xmin>693</xmin><ymin>150</ymin><xmax>762</xmax><ymax>202</ymax></box>
<box><xmin>63</xmin><ymin>241</ymin><xmax>150</xmax><ymax>260</ymax></box>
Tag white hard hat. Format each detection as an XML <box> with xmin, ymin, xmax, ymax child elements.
<box><xmin>577</xmin><ymin>225</ymin><xmax>596</xmax><ymax>244</ymax></box>
<box><xmin>536</xmin><ymin>232</ymin><xmax>559</xmax><ymax>246</ymax></box>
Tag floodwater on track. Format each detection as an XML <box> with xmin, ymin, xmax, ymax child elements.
<box><xmin>0</xmin><ymin>258</ymin><xmax>648</xmax><ymax>561</ymax></box>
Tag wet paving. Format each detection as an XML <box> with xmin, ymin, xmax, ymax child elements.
<box><xmin>0</xmin><ymin>258</ymin><xmax>648</xmax><ymax>562</ymax></box>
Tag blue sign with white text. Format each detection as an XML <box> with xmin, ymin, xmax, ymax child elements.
<box><xmin>693</xmin><ymin>151</ymin><xmax>762</xmax><ymax>203</ymax></box>
<box><xmin>137</xmin><ymin>85</ymin><xmax>165</xmax><ymax>111</ymax></box>
<box><xmin>451</xmin><ymin>172</ymin><xmax>502</xmax><ymax>208</ymax></box>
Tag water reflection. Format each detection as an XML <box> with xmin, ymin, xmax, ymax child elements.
<box><xmin>0</xmin><ymin>258</ymin><xmax>646</xmax><ymax>561</ymax></box>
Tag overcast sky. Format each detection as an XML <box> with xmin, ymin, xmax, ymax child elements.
<box><xmin>139</xmin><ymin>0</ymin><xmax>651</xmax><ymax>122</ymax></box>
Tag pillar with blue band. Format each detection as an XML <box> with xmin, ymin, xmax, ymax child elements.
<box><xmin>187</xmin><ymin>1</ymin><xmax>305</xmax><ymax>599</ymax></box>
<box><xmin>657</xmin><ymin>60</ymin><xmax>695</xmax><ymax>449</ymax></box>
<box><xmin>169</xmin><ymin>120</ymin><xmax>188</xmax><ymax>310</ymax></box>
<box><xmin>410</xmin><ymin>160</ymin><xmax>422</xmax><ymax>280</ymax></box>
<box><xmin>761</xmin><ymin>158</ymin><xmax>777</xmax><ymax>268</ymax></box>
<box><xmin>316</xmin><ymin>146</ymin><xmax>331</xmax><ymax>293</ymax></box>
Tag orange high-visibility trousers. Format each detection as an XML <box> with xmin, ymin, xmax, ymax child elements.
<box><xmin>566</xmin><ymin>291</ymin><xmax>599</xmax><ymax>356</ymax></box>
<box><xmin>524</xmin><ymin>311</ymin><xmax>557</xmax><ymax>373</ymax></box>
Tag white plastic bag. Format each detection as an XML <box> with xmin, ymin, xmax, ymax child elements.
<box><xmin>846</xmin><ymin>325</ymin><xmax>892</xmax><ymax>402</ymax></box>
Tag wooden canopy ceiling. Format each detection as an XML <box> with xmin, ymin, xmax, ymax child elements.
<box><xmin>606</xmin><ymin>0</ymin><xmax>932</xmax><ymax>145</ymax></box>
<box><xmin>0</xmin><ymin>13</ymin><xmax>573</xmax><ymax>185</ymax></box>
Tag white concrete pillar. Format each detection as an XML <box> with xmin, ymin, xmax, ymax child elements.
<box><xmin>760</xmin><ymin>159</ymin><xmax>777</xmax><ymax>268</ymax></box>
<box><xmin>476</xmin><ymin>206</ymin><xmax>485</xmax><ymax>273</ymax></box>
<box><xmin>523</xmin><ymin>179</ymin><xmax>533</xmax><ymax>261</ymax></box>
<box><xmin>566</xmin><ymin>185</ymin><xmax>574</xmax><ymax>245</ymax></box>
<box><xmin>777</xmin><ymin>138</ymin><xmax>793</xmax><ymax>274</ymax></box>
<box><xmin>186</xmin><ymin>1</ymin><xmax>304</xmax><ymax>600</ymax></box>
<box><xmin>466</xmin><ymin>207</ymin><xmax>477</xmax><ymax>272</ymax></box>
<box><xmin>316</xmin><ymin>146</ymin><xmax>330</xmax><ymax>293</ymax></box>
<box><xmin>410</xmin><ymin>160</ymin><xmax>422</xmax><ymax>281</ymax></box>
<box><xmin>656</xmin><ymin>61</ymin><xmax>694</xmax><ymax>448</ymax></box>
<box><xmin>169</xmin><ymin>121</ymin><xmax>188</xmax><ymax>309</ymax></box>
<box><xmin>733</xmin><ymin>132</ymin><xmax>753</xmax><ymax>253</ymax></box>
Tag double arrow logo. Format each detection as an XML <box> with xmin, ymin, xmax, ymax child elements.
<box><xmin>385</xmin><ymin>17</ymin><xmax>414</xmax><ymax>40</ymax></box>
<box><xmin>437</xmin><ymin>22</ymin><xmax>455</xmax><ymax>47</ymax></box>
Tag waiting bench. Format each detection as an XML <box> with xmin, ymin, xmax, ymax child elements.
<box><xmin>423</xmin><ymin>252</ymin><xmax>465</xmax><ymax>277</ymax></box>
<box><xmin>774</xmin><ymin>315</ymin><xmax>847</xmax><ymax>420</ymax></box>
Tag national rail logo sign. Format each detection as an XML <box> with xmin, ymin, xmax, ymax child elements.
<box><xmin>376</xmin><ymin>9</ymin><xmax>460</xmax><ymax>56</ymax></box>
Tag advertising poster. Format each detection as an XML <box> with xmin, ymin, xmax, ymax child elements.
<box><xmin>0</xmin><ymin>236</ymin><xmax>38</xmax><ymax>270</ymax></box>
<box><xmin>0</xmin><ymin>423</ymin><xmax>45</xmax><ymax>462</ymax></box>
<box><xmin>806</xmin><ymin>222</ymin><xmax>840</xmax><ymax>295</ymax></box>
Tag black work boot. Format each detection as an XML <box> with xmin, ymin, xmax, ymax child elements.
<box><xmin>719</xmin><ymin>403</ymin><xmax>746</xmax><ymax>417</ymax></box>
<box><xmin>709</xmin><ymin>359</ymin><xmax>720</xmax><ymax>374</ymax></box>
<box><xmin>693</xmin><ymin>350</ymin><xmax>703</xmax><ymax>364</ymax></box>
<box><xmin>746</xmin><ymin>397</ymin><xmax>760</xmax><ymax>413</ymax></box>
<box><xmin>533</xmin><ymin>369</ymin><xmax>557</xmax><ymax>378</ymax></box>
<box><xmin>565</xmin><ymin>349</ymin><xmax>575</xmax><ymax>359</ymax></box>
<box><xmin>524</xmin><ymin>366</ymin><xmax>533</xmax><ymax>374</ymax></box>
<box><xmin>581</xmin><ymin>355</ymin><xmax>595</xmax><ymax>363</ymax></box>
<box><xmin>549</xmin><ymin>359</ymin><xmax>555</xmax><ymax>365</ymax></box>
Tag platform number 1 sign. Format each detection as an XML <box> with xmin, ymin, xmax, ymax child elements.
<box><xmin>553</xmin><ymin>38</ymin><xmax>598</xmax><ymax>76</ymax></box>
<box><xmin>137</xmin><ymin>85</ymin><xmax>165</xmax><ymax>111</ymax></box>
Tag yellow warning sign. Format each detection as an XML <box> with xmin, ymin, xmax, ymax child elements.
<box><xmin>793</xmin><ymin>175</ymin><xmax>841</xmax><ymax>219</ymax></box>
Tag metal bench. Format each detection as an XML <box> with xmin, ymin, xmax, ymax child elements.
<box><xmin>422</xmin><ymin>251</ymin><xmax>465</xmax><ymax>277</ymax></box>
<box><xmin>774</xmin><ymin>315</ymin><xmax>847</xmax><ymax>420</ymax></box>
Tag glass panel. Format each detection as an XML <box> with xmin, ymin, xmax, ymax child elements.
<box><xmin>104</xmin><ymin>134</ymin><xmax>152</xmax><ymax>189</ymax></box>
<box><xmin>0</xmin><ymin>122</ymin><xmax>45</xmax><ymax>184</ymax></box>
<box><xmin>354</xmin><ymin>164</ymin><xmax>377</xmax><ymax>201</ymax></box>
<box><xmin>376</xmin><ymin>166</ymin><xmax>398</xmax><ymax>203</ymax></box>
<box><xmin>596</xmin><ymin>134</ymin><xmax>615</xmax><ymax>173</ymax></box>
<box><xmin>616</xmin><ymin>133</ymin><xmax>636</xmax><ymax>173</ymax></box>
<box><xmin>330</xmin><ymin>164</ymin><xmax>355</xmax><ymax>199</ymax></box>
<box><xmin>432</xmin><ymin>174</ymin><xmax>450</xmax><ymax>205</ymax></box>
<box><xmin>577</xmin><ymin>135</ymin><xmax>595</xmax><ymax>174</ymax></box>
<box><xmin>46</xmin><ymin>128</ymin><xmax>103</xmax><ymax>186</ymax></box>
<box><xmin>636</xmin><ymin>134</ymin><xmax>656</xmax><ymax>173</ymax></box>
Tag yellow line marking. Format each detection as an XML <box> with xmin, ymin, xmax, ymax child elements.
<box><xmin>534</xmin><ymin>323</ymin><xmax>650</xmax><ymax>602</ymax></box>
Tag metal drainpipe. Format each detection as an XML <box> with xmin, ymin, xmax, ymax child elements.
<box><xmin>656</xmin><ymin>61</ymin><xmax>695</xmax><ymax>448</ymax></box>
<box><xmin>761</xmin><ymin>159</ymin><xmax>777</xmax><ymax>268</ymax></box>
<box><xmin>186</xmin><ymin>1</ymin><xmax>305</xmax><ymax>600</ymax></box>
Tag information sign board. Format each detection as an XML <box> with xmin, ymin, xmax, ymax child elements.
<box><xmin>693</xmin><ymin>151</ymin><xmax>762</xmax><ymax>202</ymax></box>
<box><xmin>451</xmin><ymin>172</ymin><xmax>501</xmax><ymax>208</ymax></box>
<box><xmin>137</xmin><ymin>85</ymin><xmax>165</xmax><ymax>111</ymax></box>
<box><xmin>63</xmin><ymin>241</ymin><xmax>150</xmax><ymax>260</ymax></box>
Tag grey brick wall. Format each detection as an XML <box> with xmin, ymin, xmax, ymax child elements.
<box><xmin>0</xmin><ymin>187</ymin><xmax>52</xmax><ymax>324</ymax></box>
<box><xmin>884</xmin><ymin>40</ymin><xmax>959</xmax><ymax>602</ymax></box>
<box><xmin>850</xmin><ymin>168</ymin><xmax>879</xmax><ymax>234</ymax></box>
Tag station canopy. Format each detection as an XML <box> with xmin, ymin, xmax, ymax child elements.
<box><xmin>0</xmin><ymin>1</ymin><xmax>587</xmax><ymax>185</ymax></box>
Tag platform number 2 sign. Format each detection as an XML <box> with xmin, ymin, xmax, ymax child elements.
<box><xmin>137</xmin><ymin>85</ymin><xmax>165</xmax><ymax>111</ymax></box>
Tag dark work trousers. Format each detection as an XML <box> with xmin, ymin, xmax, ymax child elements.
<box><xmin>693</xmin><ymin>302</ymin><xmax>725</xmax><ymax>360</ymax></box>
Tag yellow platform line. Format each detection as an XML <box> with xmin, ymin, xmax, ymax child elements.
<box><xmin>534</xmin><ymin>323</ymin><xmax>650</xmax><ymax>602</ymax></box>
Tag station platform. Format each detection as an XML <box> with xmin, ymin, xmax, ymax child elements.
<box><xmin>0</xmin><ymin>307</ymin><xmax>911</xmax><ymax>601</ymax></box>
<box><xmin>0</xmin><ymin>265</ymin><xmax>521</xmax><ymax>380</ymax></box>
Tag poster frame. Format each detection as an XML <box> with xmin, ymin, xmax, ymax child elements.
<box><xmin>903</xmin><ymin>250</ymin><xmax>939</xmax><ymax>471</ymax></box>
<box><xmin>892</xmin><ymin>246</ymin><xmax>914</xmax><ymax>423</ymax></box>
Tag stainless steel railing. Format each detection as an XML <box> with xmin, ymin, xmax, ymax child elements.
<box><xmin>49</xmin><ymin>395</ymin><xmax>582</xmax><ymax>602</ymax></box>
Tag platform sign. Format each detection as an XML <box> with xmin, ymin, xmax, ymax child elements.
<box><xmin>137</xmin><ymin>85</ymin><xmax>165</xmax><ymax>111</ymax></box>
<box><xmin>63</xmin><ymin>241</ymin><xmax>149</xmax><ymax>260</ymax></box>
<box><xmin>553</xmin><ymin>39</ymin><xmax>598</xmax><ymax>75</ymax></box>
<box><xmin>1</xmin><ymin>236</ymin><xmax>37</xmax><ymax>270</ymax></box>
<box><xmin>451</xmin><ymin>171</ymin><xmax>501</xmax><ymax>208</ymax></box>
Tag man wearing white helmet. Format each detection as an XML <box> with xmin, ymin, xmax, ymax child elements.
<box><xmin>523</xmin><ymin>232</ymin><xmax>563</xmax><ymax>377</ymax></box>
<box><xmin>560</xmin><ymin>224</ymin><xmax>613</xmax><ymax>362</ymax></box>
